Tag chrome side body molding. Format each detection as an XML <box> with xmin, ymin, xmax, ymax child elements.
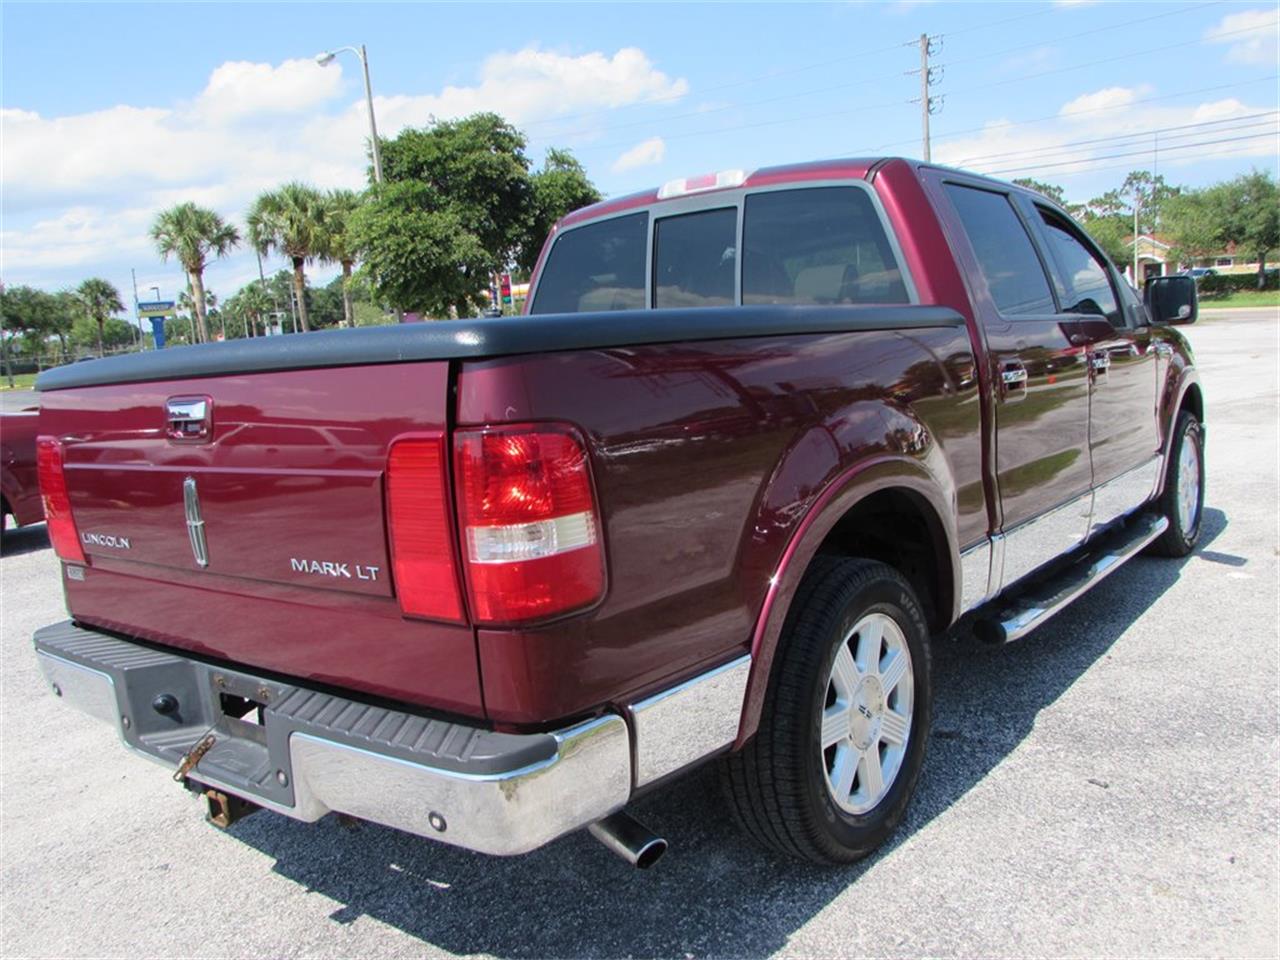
<box><xmin>960</xmin><ymin>454</ymin><xmax>1165</xmax><ymax>611</ymax></box>
<box><xmin>626</xmin><ymin>655</ymin><xmax>751</xmax><ymax>787</ymax></box>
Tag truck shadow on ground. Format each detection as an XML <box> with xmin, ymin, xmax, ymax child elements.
<box><xmin>1</xmin><ymin>523</ymin><xmax>50</xmax><ymax>558</ymax></box>
<box><xmin>226</xmin><ymin>508</ymin><xmax>1228</xmax><ymax>958</ymax></box>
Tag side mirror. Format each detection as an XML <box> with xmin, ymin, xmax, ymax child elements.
<box><xmin>1144</xmin><ymin>274</ymin><xmax>1198</xmax><ymax>325</ymax></box>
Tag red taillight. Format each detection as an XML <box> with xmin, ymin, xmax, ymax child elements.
<box><xmin>36</xmin><ymin>436</ymin><xmax>86</xmax><ymax>565</ymax></box>
<box><xmin>385</xmin><ymin>435</ymin><xmax>465</xmax><ymax>623</ymax></box>
<box><xmin>454</xmin><ymin>424</ymin><xmax>605</xmax><ymax>625</ymax></box>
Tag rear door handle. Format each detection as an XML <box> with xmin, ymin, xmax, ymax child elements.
<box><xmin>1001</xmin><ymin>366</ymin><xmax>1028</xmax><ymax>385</ymax></box>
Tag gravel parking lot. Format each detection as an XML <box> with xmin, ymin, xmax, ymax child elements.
<box><xmin>2</xmin><ymin>311</ymin><xmax>1276</xmax><ymax>958</ymax></box>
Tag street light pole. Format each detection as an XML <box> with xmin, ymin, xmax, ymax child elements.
<box><xmin>316</xmin><ymin>44</ymin><xmax>384</xmax><ymax>183</ymax></box>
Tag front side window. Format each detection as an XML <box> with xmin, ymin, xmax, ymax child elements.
<box><xmin>1037</xmin><ymin>210</ymin><xmax>1122</xmax><ymax>326</ymax></box>
<box><xmin>653</xmin><ymin>208</ymin><xmax>737</xmax><ymax>309</ymax></box>
<box><xmin>529</xmin><ymin>212</ymin><xmax>647</xmax><ymax>315</ymax></box>
<box><xmin>742</xmin><ymin>187</ymin><xmax>909</xmax><ymax>305</ymax></box>
<box><xmin>944</xmin><ymin>183</ymin><xmax>1056</xmax><ymax>318</ymax></box>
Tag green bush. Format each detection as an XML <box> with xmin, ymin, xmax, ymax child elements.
<box><xmin>1197</xmin><ymin>270</ymin><xmax>1279</xmax><ymax>295</ymax></box>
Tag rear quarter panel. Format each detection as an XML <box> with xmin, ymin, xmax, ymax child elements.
<box><xmin>458</xmin><ymin>325</ymin><xmax>982</xmax><ymax>725</ymax></box>
<box><xmin>1</xmin><ymin>412</ymin><xmax>43</xmax><ymax>526</ymax></box>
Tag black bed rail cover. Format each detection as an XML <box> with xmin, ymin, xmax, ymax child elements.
<box><xmin>37</xmin><ymin>304</ymin><xmax>965</xmax><ymax>391</ymax></box>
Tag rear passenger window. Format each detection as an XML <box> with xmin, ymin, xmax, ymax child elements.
<box><xmin>944</xmin><ymin>184</ymin><xmax>1055</xmax><ymax>318</ymax></box>
<box><xmin>743</xmin><ymin>187</ymin><xmax>909</xmax><ymax>305</ymax></box>
<box><xmin>1037</xmin><ymin>210</ymin><xmax>1122</xmax><ymax>327</ymax></box>
<box><xmin>529</xmin><ymin>212</ymin><xmax>647</xmax><ymax>315</ymax></box>
<box><xmin>653</xmin><ymin>208</ymin><xmax>737</xmax><ymax>309</ymax></box>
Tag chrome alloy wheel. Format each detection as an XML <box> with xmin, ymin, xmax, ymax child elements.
<box><xmin>1177</xmin><ymin>432</ymin><xmax>1202</xmax><ymax>533</ymax></box>
<box><xmin>820</xmin><ymin>612</ymin><xmax>914</xmax><ymax>815</ymax></box>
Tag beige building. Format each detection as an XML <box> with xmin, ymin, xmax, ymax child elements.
<box><xmin>1127</xmin><ymin>233</ymin><xmax>1268</xmax><ymax>280</ymax></box>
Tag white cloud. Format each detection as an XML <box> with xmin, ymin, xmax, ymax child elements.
<box><xmin>194</xmin><ymin>58</ymin><xmax>346</xmax><ymax>123</ymax></box>
<box><xmin>0</xmin><ymin>46</ymin><xmax>687</xmax><ymax>293</ymax></box>
<box><xmin>1059</xmin><ymin>85</ymin><xmax>1152</xmax><ymax>119</ymax></box>
<box><xmin>611</xmin><ymin>136</ymin><xmax>666</xmax><ymax>173</ymax></box>
<box><xmin>1205</xmin><ymin>8</ymin><xmax>1280</xmax><ymax>65</ymax></box>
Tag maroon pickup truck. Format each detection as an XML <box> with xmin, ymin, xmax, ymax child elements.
<box><xmin>2</xmin><ymin>409</ymin><xmax>44</xmax><ymax>547</ymax></box>
<box><xmin>33</xmin><ymin>158</ymin><xmax>1204</xmax><ymax>867</ymax></box>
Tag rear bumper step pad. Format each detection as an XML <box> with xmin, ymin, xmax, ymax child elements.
<box><xmin>34</xmin><ymin>621</ymin><xmax>631</xmax><ymax>855</ymax></box>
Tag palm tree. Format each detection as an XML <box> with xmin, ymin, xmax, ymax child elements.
<box><xmin>321</xmin><ymin>189</ymin><xmax>362</xmax><ymax>327</ymax></box>
<box><xmin>247</xmin><ymin>183</ymin><xmax>327</xmax><ymax>333</ymax></box>
<box><xmin>75</xmin><ymin>278</ymin><xmax>125</xmax><ymax>357</ymax></box>
<box><xmin>150</xmin><ymin>203</ymin><xmax>239</xmax><ymax>344</ymax></box>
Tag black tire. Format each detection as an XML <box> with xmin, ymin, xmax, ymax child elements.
<box><xmin>1148</xmin><ymin>411</ymin><xmax>1205</xmax><ymax>558</ymax></box>
<box><xmin>721</xmin><ymin>557</ymin><xmax>932</xmax><ymax>864</ymax></box>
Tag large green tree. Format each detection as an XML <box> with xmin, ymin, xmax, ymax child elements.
<box><xmin>150</xmin><ymin>202</ymin><xmax>239</xmax><ymax>343</ymax></box>
<box><xmin>354</xmin><ymin>114</ymin><xmax>598</xmax><ymax>315</ymax></box>
<box><xmin>247</xmin><ymin>183</ymin><xmax>327</xmax><ymax>332</ymax></box>
<box><xmin>1012</xmin><ymin>178</ymin><xmax>1067</xmax><ymax>207</ymax></box>
<box><xmin>0</xmin><ymin>286</ymin><xmax>78</xmax><ymax>360</ymax></box>
<box><xmin>520</xmin><ymin>148</ymin><xmax>602</xmax><ymax>273</ymax></box>
<box><xmin>1212</xmin><ymin>170</ymin><xmax>1278</xmax><ymax>287</ymax></box>
<box><xmin>1165</xmin><ymin>170</ymin><xmax>1279</xmax><ymax>285</ymax></box>
<box><xmin>320</xmin><ymin>188</ymin><xmax>363</xmax><ymax>327</ymax></box>
<box><xmin>225</xmin><ymin>280</ymin><xmax>273</xmax><ymax>338</ymax></box>
<box><xmin>75</xmin><ymin>278</ymin><xmax>125</xmax><ymax>357</ymax></box>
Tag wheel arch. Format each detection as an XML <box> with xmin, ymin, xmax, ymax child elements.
<box><xmin>734</xmin><ymin>456</ymin><xmax>957</xmax><ymax>747</ymax></box>
<box><xmin>1154</xmin><ymin>370</ymin><xmax>1204</xmax><ymax>499</ymax></box>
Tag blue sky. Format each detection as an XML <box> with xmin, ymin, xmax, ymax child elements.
<box><xmin>2</xmin><ymin>1</ymin><xmax>1277</xmax><ymax>318</ymax></box>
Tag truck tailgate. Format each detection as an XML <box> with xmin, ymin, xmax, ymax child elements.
<box><xmin>39</xmin><ymin>362</ymin><xmax>484</xmax><ymax>717</ymax></box>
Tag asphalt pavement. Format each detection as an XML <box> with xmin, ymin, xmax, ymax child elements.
<box><xmin>1</xmin><ymin>312</ymin><xmax>1276</xmax><ymax>958</ymax></box>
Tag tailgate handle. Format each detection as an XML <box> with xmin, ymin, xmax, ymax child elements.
<box><xmin>167</xmin><ymin>397</ymin><xmax>212</xmax><ymax>442</ymax></box>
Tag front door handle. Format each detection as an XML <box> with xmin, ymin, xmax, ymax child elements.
<box><xmin>1001</xmin><ymin>362</ymin><xmax>1028</xmax><ymax>399</ymax></box>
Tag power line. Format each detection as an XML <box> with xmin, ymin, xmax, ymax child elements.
<box><xmin>524</xmin><ymin>4</ymin><xmax>1056</xmax><ymax>138</ymax></box>
<box><xmin>543</xmin><ymin>3</ymin><xmax>1240</xmax><ymax>149</ymax></box>
<box><xmin>951</xmin><ymin>110</ymin><xmax>1280</xmax><ymax>167</ymax></box>
<box><xmin>980</xmin><ymin>130</ymin><xmax>1279</xmax><ymax>177</ymax></box>
<box><xmin>862</xmin><ymin>75</ymin><xmax>1278</xmax><ymax>154</ymax></box>
<box><xmin>564</xmin><ymin>22</ymin><xmax>1274</xmax><ymax>160</ymax></box>
<box><xmin>988</xmin><ymin>140</ymin><xmax>1280</xmax><ymax>181</ymax></box>
<box><xmin>936</xmin><ymin>0</ymin><xmax>1222</xmax><ymax>70</ymax></box>
<box><xmin>529</xmin><ymin>60</ymin><xmax>912</xmax><ymax>146</ymax></box>
<box><xmin>947</xmin><ymin>21</ymin><xmax>1272</xmax><ymax>98</ymax></box>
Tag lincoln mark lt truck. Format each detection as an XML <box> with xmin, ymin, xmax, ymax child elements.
<box><xmin>33</xmin><ymin>158</ymin><xmax>1204</xmax><ymax>867</ymax></box>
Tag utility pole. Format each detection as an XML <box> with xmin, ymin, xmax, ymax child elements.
<box><xmin>915</xmin><ymin>34</ymin><xmax>942</xmax><ymax>162</ymax></box>
<box><xmin>1132</xmin><ymin>195</ymin><xmax>1141</xmax><ymax>285</ymax></box>
<box><xmin>130</xmin><ymin>268</ymin><xmax>142</xmax><ymax>348</ymax></box>
<box><xmin>0</xmin><ymin>279</ymin><xmax>13</xmax><ymax>388</ymax></box>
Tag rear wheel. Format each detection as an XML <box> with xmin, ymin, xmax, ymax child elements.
<box><xmin>1149</xmin><ymin>411</ymin><xmax>1204</xmax><ymax>557</ymax></box>
<box><xmin>721</xmin><ymin>557</ymin><xmax>931</xmax><ymax>863</ymax></box>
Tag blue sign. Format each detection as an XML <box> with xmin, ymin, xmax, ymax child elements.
<box><xmin>150</xmin><ymin>316</ymin><xmax>166</xmax><ymax>349</ymax></box>
<box><xmin>138</xmin><ymin>300</ymin><xmax>176</xmax><ymax>318</ymax></box>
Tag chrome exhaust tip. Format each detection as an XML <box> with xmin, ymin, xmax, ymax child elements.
<box><xmin>588</xmin><ymin>811</ymin><xmax>668</xmax><ymax>869</ymax></box>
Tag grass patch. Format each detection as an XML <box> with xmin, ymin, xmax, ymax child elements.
<box><xmin>0</xmin><ymin>372</ymin><xmax>38</xmax><ymax>390</ymax></box>
<box><xmin>1198</xmin><ymin>290</ymin><xmax>1280</xmax><ymax>309</ymax></box>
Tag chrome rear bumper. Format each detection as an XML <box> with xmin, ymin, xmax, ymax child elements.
<box><xmin>34</xmin><ymin>621</ymin><xmax>632</xmax><ymax>855</ymax></box>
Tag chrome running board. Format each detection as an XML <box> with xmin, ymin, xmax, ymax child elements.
<box><xmin>973</xmin><ymin>513</ymin><xmax>1169</xmax><ymax>645</ymax></box>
